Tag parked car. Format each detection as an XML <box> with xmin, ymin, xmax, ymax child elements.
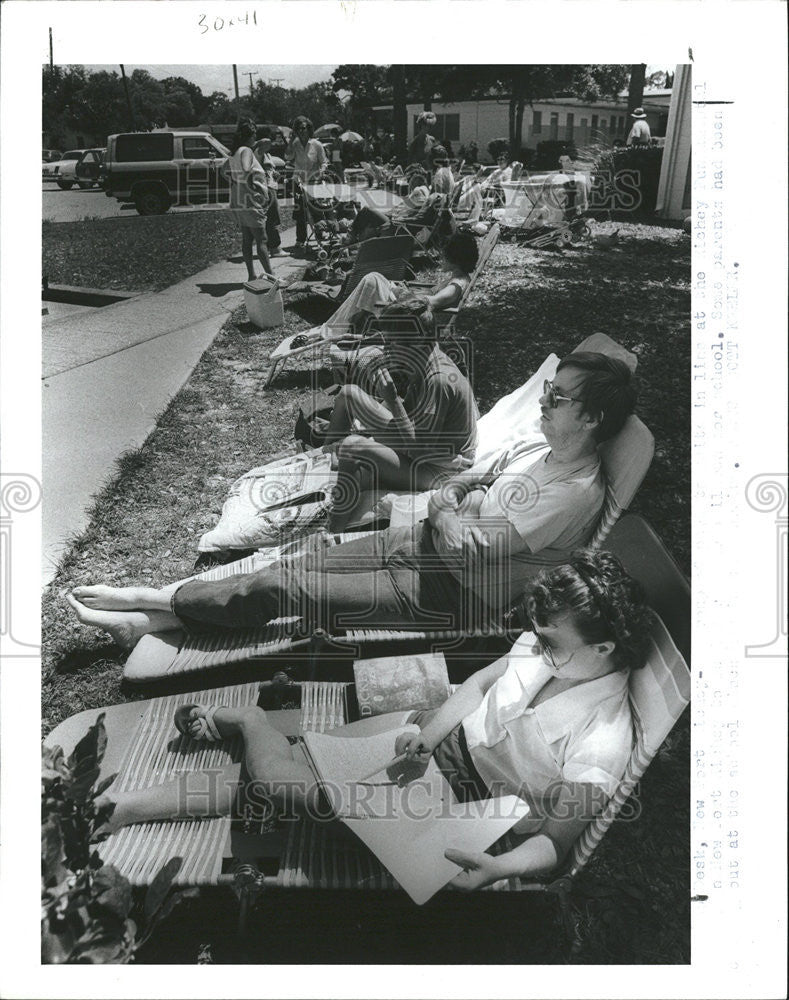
<box><xmin>74</xmin><ymin>148</ymin><xmax>106</xmax><ymax>188</ymax></box>
<box><xmin>42</xmin><ymin>149</ymin><xmax>62</xmax><ymax>163</ymax></box>
<box><xmin>46</xmin><ymin>149</ymin><xmax>89</xmax><ymax>189</ymax></box>
<box><xmin>103</xmin><ymin>131</ymin><xmax>231</xmax><ymax>215</ymax></box>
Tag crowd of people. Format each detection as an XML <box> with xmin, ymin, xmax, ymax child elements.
<box><xmin>62</xmin><ymin>107</ymin><xmax>665</xmax><ymax>894</ymax></box>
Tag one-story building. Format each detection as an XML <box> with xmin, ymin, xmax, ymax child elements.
<box><xmin>373</xmin><ymin>91</ymin><xmax>670</xmax><ymax>160</ymax></box>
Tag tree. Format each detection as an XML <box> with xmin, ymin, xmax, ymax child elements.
<box><xmin>628</xmin><ymin>64</ymin><xmax>646</xmax><ymax>113</ymax></box>
<box><xmin>160</xmin><ymin>75</ymin><xmax>210</xmax><ymax>122</ymax></box>
<box><xmin>75</xmin><ymin>70</ymin><xmax>128</xmax><ymax>142</ymax></box>
<box><xmin>391</xmin><ymin>65</ymin><xmax>407</xmax><ymax>162</ymax></box>
<box><xmin>43</xmin><ymin>65</ymin><xmax>89</xmax><ymax>146</ymax></box>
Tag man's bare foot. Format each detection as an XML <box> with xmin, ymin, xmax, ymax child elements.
<box><xmin>71</xmin><ymin>584</ymin><xmax>144</xmax><ymax>611</ymax></box>
<box><xmin>66</xmin><ymin>594</ymin><xmax>158</xmax><ymax>650</ymax></box>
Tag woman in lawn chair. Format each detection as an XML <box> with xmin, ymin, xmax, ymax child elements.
<box><xmin>321</xmin><ymin>230</ymin><xmax>479</xmax><ymax>375</ymax></box>
<box><xmin>319</xmin><ymin>298</ymin><xmax>478</xmax><ymax>531</ymax></box>
<box><xmin>90</xmin><ymin>553</ymin><xmax>653</xmax><ymax>891</ymax></box>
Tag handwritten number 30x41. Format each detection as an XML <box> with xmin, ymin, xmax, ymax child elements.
<box><xmin>199</xmin><ymin>12</ymin><xmax>258</xmax><ymax>33</ymax></box>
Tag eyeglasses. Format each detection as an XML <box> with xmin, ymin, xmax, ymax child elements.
<box><xmin>543</xmin><ymin>379</ymin><xmax>583</xmax><ymax>409</ymax></box>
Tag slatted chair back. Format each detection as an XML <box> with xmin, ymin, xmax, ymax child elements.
<box><xmin>340</xmin><ymin>234</ymin><xmax>416</xmax><ymax>300</ymax></box>
<box><xmin>564</xmin><ymin>513</ymin><xmax>691</xmax><ymax>877</ymax></box>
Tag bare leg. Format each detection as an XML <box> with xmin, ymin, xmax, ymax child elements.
<box><xmin>325</xmin><ymin>384</ymin><xmax>392</xmax><ymax>444</ymax></box>
<box><xmin>241</xmin><ymin>227</ymin><xmax>257</xmax><ymax>280</ymax></box>
<box><xmin>254</xmin><ymin>230</ymin><xmax>275</xmax><ymax>278</ymax></box>
<box><xmin>66</xmin><ymin>594</ymin><xmax>180</xmax><ymax>649</ymax></box>
<box><xmin>329</xmin><ymin>436</ymin><xmax>434</xmax><ymax>532</ymax></box>
<box><xmin>100</xmin><ymin>705</ymin><xmax>320</xmax><ymax>830</ymax></box>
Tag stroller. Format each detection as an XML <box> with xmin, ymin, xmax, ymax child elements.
<box><xmin>294</xmin><ymin>178</ymin><xmax>357</xmax><ymax>260</ymax></box>
<box><xmin>494</xmin><ymin>170</ymin><xmax>592</xmax><ymax>250</ymax></box>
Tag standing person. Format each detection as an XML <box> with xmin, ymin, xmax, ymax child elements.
<box><xmin>287</xmin><ymin>115</ymin><xmax>328</xmax><ymax>253</ymax></box>
<box><xmin>222</xmin><ymin>119</ymin><xmax>280</xmax><ymax>284</ymax></box>
<box><xmin>626</xmin><ymin>108</ymin><xmax>652</xmax><ymax>147</ymax></box>
<box><xmin>408</xmin><ymin>111</ymin><xmax>438</xmax><ymax>171</ymax></box>
<box><xmin>253</xmin><ymin>136</ymin><xmax>282</xmax><ymax>257</ymax></box>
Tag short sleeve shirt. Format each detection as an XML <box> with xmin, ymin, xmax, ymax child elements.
<box><xmin>462</xmin><ymin>632</ymin><xmax>634</xmax><ymax>802</ymax></box>
<box><xmin>468</xmin><ymin>451</ymin><xmax>605</xmax><ymax>608</ymax></box>
<box><xmin>402</xmin><ymin>345</ymin><xmax>479</xmax><ymax>465</ymax></box>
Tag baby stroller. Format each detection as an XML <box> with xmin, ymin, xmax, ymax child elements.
<box><xmin>494</xmin><ymin>170</ymin><xmax>592</xmax><ymax>250</ymax></box>
<box><xmin>294</xmin><ymin>178</ymin><xmax>357</xmax><ymax>260</ymax></box>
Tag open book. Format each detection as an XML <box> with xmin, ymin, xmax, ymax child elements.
<box><xmin>302</xmin><ymin>725</ymin><xmax>529</xmax><ymax>905</ymax></box>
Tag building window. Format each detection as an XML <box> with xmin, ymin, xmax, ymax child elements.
<box><xmin>532</xmin><ymin>111</ymin><xmax>542</xmax><ymax>134</ymax></box>
<box><xmin>550</xmin><ymin>113</ymin><xmax>559</xmax><ymax>139</ymax></box>
<box><xmin>566</xmin><ymin>113</ymin><xmax>574</xmax><ymax>139</ymax></box>
<box><xmin>591</xmin><ymin>114</ymin><xmax>599</xmax><ymax>130</ymax></box>
<box><xmin>580</xmin><ymin>117</ymin><xmax>588</xmax><ymax>128</ymax></box>
<box><xmin>600</xmin><ymin>118</ymin><xmax>607</xmax><ymax>131</ymax></box>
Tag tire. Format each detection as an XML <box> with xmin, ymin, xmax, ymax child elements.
<box><xmin>134</xmin><ymin>187</ymin><xmax>171</xmax><ymax>216</ymax></box>
<box><xmin>77</xmin><ymin>181</ymin><xmax>93</xmax><ymax>190</ymax></box>
<box><xmin>57</xmin><ymin>179</ymin><xmax>73</xmax><ymax>190</ymax></box>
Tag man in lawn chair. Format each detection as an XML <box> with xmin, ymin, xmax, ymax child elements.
<box><xmin>68</xmin><ymin>353</ymin><xmax>636</xmax><ymax>649</ymax></box>
<box><xmin>87</xmin><ymin>552</ymin><xmax>653</xmax><ymax>891</ymax></box>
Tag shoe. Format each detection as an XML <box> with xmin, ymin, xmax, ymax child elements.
<box><xmin>268</xmin><ymin>247</ymin><xmax>284</xmax><ymax>257</ymax></box>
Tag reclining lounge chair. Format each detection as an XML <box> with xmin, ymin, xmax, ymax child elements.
<box><xmin>44</xmin><ymin>514</ymin><xmax>689</xmax><ymax>935</ymax></box>
<box><xmin>122</xmin><ymin>333</ymin><xmax>653</xmax><ymax>685</ymax></box>
<box><xmin>266</xmin><ymin>234</ymin><xmax>416</xmax><ymax>387</ymax></box>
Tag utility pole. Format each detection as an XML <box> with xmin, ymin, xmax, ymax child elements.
<box><xmin>269</xmin><ymin>78</ymin><xmax>283</xmax><ymax>88</ymax></box>
<box><xmin>49</xmin><ymin>27</ymin><xmax>53</xmax><ymax>70</ymax></box>
<box><xmin>119</xmin><ymin>65</ymin><xmax>135</xmax><ymax>131</ymax></box>
<box><xmin>232</xmin><ymin>65</ymin><xmax>240</xmax><ymax>116</ymax></box>
<box><xmin>243</xmin><ymin>70</ymin><xmax>259</xmax><ymax>96</ymax></box>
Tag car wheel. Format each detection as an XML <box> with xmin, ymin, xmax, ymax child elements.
<box><xmin>134</xmin><ymin>187</ymin><xmax>171</xmax><ymax>215</ymax></box>
<box><xmin>57</xmin><ymin>179</ymin><xmax>73</xmax><ymax>190</ymax></box>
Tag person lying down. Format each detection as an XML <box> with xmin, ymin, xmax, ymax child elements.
<box><xmin>91</xmin><ymin>552</ymin><xmax>653</xmax><ymax>891</ymax></box>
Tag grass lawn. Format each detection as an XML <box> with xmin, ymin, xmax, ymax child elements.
<box><xmin>42</xmin><ymin>220</ymin><xmax>690</xmax><ymax>963</ymax></box>
<box><xmin>42</xmin><ymin>205</ymin><xmax>294</xmax><ymax>292</ymax></box>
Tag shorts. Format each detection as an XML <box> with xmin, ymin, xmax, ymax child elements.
<box><xmin>408</xmin><ymin>709</ymin><xmax>490</xmax><ymax>802</ymax></box>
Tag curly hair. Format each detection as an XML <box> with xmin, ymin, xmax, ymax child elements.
<box><xmin>291</xmin><ymin>115</ymin><xmax>314</xmax><ymax>136</ymax></box>
<box><xmin>416</xmin><ymin>111</ymin><xmax>437</xmax><ymax>130</ymax></box>
<box><xmin>443</xmin><ymin>230</ymin><xmax>479</xmax><ymax>275</ymax></box>
<box><xmin>234</xmin><ymin>118</ymin><xmax>257</xmax><ymax>148</ymax></box>
<box><xmin>517</xmin><ymin>550</ymin><xmax>654</xmax><ymax>671</ymax></box>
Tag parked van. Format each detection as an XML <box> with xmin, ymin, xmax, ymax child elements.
<box><xmin>103</xmin><ymin>131</ymin><xmax>231</xmax><ymax>215</ymax></box>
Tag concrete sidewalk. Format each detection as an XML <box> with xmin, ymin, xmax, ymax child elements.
<box><xmin>42</xmin><ymin>225</ymin><xmax>302</xmax><ymax>585</ymax></box>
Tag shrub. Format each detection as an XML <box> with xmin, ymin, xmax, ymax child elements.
<box><xmin>41</xmin><ymin>716</ymin><xmax>196</xmax><ymax>963</ymax></box>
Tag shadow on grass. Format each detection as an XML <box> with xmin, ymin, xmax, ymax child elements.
<box><xmin>54</xmin><ymin>643</ymin><xmax>126</xmax><ymax>675</ymax></box>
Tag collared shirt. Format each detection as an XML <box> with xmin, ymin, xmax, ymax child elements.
<box><xmin>401</xmin><ymin>344</ymin><xmax>479</xmax><ymax>467</ymax></box>
<box><xmin>462</xmin><ymin>632</ymin><xmax>634</xmax><ymax>803</ymax></box>
<box><xmin>290</xmin><ymin>137</ymin><xmax>327</xmax><ymax>181</ymax></box>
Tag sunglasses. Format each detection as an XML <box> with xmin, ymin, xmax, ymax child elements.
<box><xmin>543</xmin><ymin>379</ymin><xmax>583</xmax><ymax>409</ymax></box>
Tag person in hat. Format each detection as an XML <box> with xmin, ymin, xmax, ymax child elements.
<box><xmin>626</xmin><ymin>108</ymin><xmax>652</xmax><ymax>147</ymax></box>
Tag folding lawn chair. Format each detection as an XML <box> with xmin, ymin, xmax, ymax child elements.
<box><xmin>45</xmin><ymin>514</ymin><xmax>689</xmax><ymax>933</ymax></box>
<box><xmin>265</xmin><ymin>235</ymin><xmax>416</xmax><ymax>387</ymax></box>
<box><xmin>121</xmin><ymin>332</ymin><xmax>653</xmax><ymax>686</ymax></box>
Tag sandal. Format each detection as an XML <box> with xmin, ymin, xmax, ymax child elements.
<box><xmin>174</xmin><ymin>704</ymin><xmax>222</xmax><ymax>743</ymax></box>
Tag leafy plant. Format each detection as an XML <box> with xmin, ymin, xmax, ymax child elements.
<box><xmin>42</xmin><ymin>716</ymin><xmax>197</xmax><ymax>963</ymax></box>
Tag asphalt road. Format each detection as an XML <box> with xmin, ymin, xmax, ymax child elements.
<box><xmin>42</xmin><ymin>182</ymin><xmax>230</xmax><ymax>223</ymax></box>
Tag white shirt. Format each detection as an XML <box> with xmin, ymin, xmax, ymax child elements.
<box><xmin>463</xmin><ymin>632</ymin><xmax>634</xmax><ymax>802</ymax></box>
<box><xmin>626</xmin><ymin>119</ymin><xmax>651</xmax><ymax>146</ymax></box>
